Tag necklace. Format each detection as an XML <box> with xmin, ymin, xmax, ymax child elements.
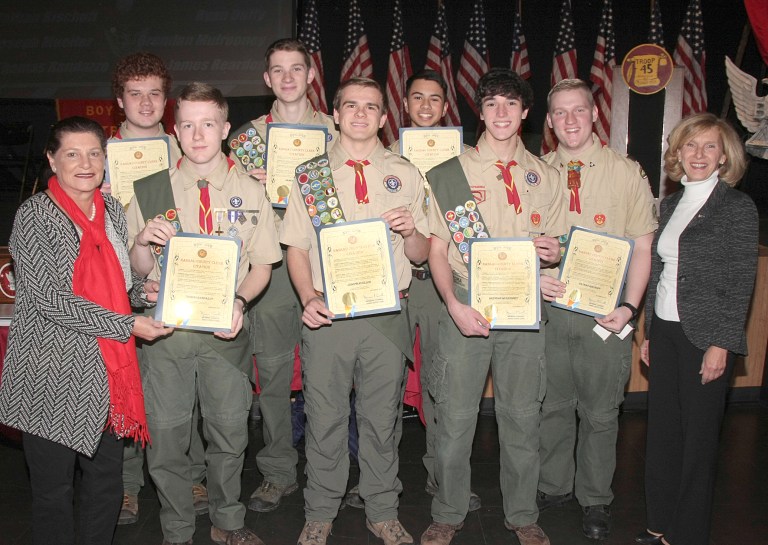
<box><xmin>88</xmin><ymin>203</ymin><xmax>96</xmax><ymax>221</ymax></box>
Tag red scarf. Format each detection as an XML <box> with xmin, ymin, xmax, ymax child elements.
<box><xmin>48</xmin><ymin>177</ymin><xmax>150</xmax><ymax>445</ymax></box>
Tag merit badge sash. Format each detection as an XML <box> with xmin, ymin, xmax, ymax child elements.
<box><xmin>133</xmin><ymin>169</ymin><xmax>181</xmax><ymax>269</ymax></box>
<box><xmin>228</xmin><ymin>121</ymin><xmax>267</xmax><ymax>175</ymax></box>
<box><xmin>426</xmin><ymin>157</ymin><xmax>492</xmax><ymax>267</ymax></box>
<box><xmin>295</xmin><ymin>153</ymin><xmax>347</xmax><ymax>230</ymax></box>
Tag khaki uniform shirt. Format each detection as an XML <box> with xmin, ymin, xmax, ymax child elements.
<box><xmin>542</xmin><ymin>134</ymin><xmax>657</xmax><ymax>239</ymax></box>
<box><xmin>104</xmin><ymin>121</ymin><xmax>183</xmax><ymax>194</ymax></box>
<box><xmin>280</xmin><ymin>140</ymin><xmax>430</xmax><ymax>292</ymax></box>
<box><xmin>427</xmin><ymin>133</ymin><xmax>567</xmax><ymax>279</ymax></box>
<box><xmin>126</xmin><ymin>154</ymin><xmax>281</xmax><ymax>285</ymax></box>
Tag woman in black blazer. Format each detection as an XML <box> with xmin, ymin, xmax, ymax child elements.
<box><xmin>636</xmin><ymin>113</ymin><xmax>758</xmax><ymax>545</ymax></box>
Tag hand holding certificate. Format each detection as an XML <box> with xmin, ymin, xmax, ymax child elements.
<box><xmin>317</xmin><ymin>219</ymin><xmax>400</xmax><ymax>319</ymax></box>
<box><xmin>106</xmin><ymin>136</ymin><xmax>171</xmax><ymax>206</ymax></box>
<box><xmin>399</xmin><ymin>127</ymin><xmax>463</xmax><ymax>175</ymax></box>
<box><xmin>155</xmin><ymin>233</ymin><xmax>240</xmax><ymax>332</ymax></box>
<box><xmin>468</xmin><ymin>238</ymin><xmax>540</xmax><ymax>329</ymax></box>
<box><xmin>265</xmin><ymin>124</ymin><xmax>328</xmax><ymax>207</ymax></box>
<box><xmin>553</xmin><ymin>227</ymin><xmax>634</xmax><ymax>317</ymax></box>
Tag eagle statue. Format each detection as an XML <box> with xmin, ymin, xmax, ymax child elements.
<box><xmin>724</xmin><ymin>55</ymin><xmax>768</xmax><ymax>159</ymax></box>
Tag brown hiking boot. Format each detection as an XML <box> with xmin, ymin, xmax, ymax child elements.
<box><xmin>211</xmin><ymin>526</ymin><xmax>265</xmax><ymax>545</ymax></box>
<box><xmin>192</xmin><ymin>483</ymin><xmax>208</xmax><ymax>515</ymax></box>
<box><xmin>505</xmin><ymin>522</ymin><xmax>550</xmax><ymax>545</ymax></box>
<box><xmin>297</xmin><ymin>521</ymin><xmax>332</xmax><ymax>545</ymax></box>
<box><xmin>419</xmin><ymin>521</ymin><xmax>464</xmax><ymax>545</ymax></box>
<box><xmin>117</xmin><ymin>493</ymin><xmax>138</xmax><ymax>525</ymax></box>
<box><xmin>366</xmin><ymin>519</ymin><xmax>414</xmax><ymax>545</ymax></box>
<box><xmin>248</xmin><ymin>480</ymin><xmax>299</xmax><ymax>512</ymax></box>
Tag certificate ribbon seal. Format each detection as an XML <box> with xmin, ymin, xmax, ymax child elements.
<box><xmin>296</xmin><ymin>153</ymin><xmax>347</xmax><ymax>230</ymax></box>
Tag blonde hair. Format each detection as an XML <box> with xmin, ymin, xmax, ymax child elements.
<box><xmin>663</xmin><ymin>113</ymin><xmax>747</xmax><ymax>185</ymax></box>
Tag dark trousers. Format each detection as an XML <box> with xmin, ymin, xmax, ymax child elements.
<box><xmin>24</xmin><ymin>431</ymin><xmax>123</xmax><ymax>545</ymax></box>
<box><xmin>645</xmin><ymin>315</ymin><xmax>733</xmax><ymax>545</ymax></box>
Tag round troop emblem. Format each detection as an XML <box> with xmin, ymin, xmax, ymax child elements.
<box><xmin>384</xmin><ymin>175</ymin><xmax>402</xmax><ymax>192</ymax></box>
<box><xmin>525</xmin><ymin>170</ymin><xmax>540</xmax><ymax>186</ymax></box>
<box><xmin>230</xmin><ymin>196</ymin><xmax>243</xmax><ymax>208</ymax></box>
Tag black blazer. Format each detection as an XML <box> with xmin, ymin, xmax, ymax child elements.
<box><xmin>645</xmin><ymin>180</ymin><xmax>758</xmax><ymax>355</ymax></box>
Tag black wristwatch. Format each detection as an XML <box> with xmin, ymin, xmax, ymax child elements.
<box><xmin>620</xmin><ymin>301</ymin><xmax>638</xmax><ymax>320</ymax></box>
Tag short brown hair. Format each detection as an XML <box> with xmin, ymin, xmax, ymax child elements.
<box><xmin>333</xmin><ymin>77</ymin><xmax>387</xmax><ymax>114</ymax></box>
<box><xmin>663</xmin><ymin>113</ymin><xmax>747</xmax><ymax>186</ymax></box>
<box><xmin>175</xmin><ymin>82</ymin><xmax>229</xmax><ymax>122</ymax></box>
<box><xmin>111</xmin><ymin>52</ymin><xmax>172</xmax><ymax>98</ymax></box>
<box><xmin>264</xmin><ymin>38</ymin><xmax>311</xmax><ymax>70</ymax></box>
<box><xmin>547</xmin><ymin>78</ymin><xmax>594</xmax><ymax>111</ymax></box>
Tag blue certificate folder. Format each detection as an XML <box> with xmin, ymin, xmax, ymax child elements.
<box><xmin>155</xmin><ymin>232</ymin><xmax>241</xmax><ymax>333</ymax></box>
<box><xmin>467</xmin><ymin>237</ymin><xmax>541</xmax><ymax>330</ymax></box>
<box><xmin>265</xmin><ymin>123</ymin><xmax>329</xmax><ymax>209</ymax></box>
<box><xmin>316</xmin><ymin>218</ymin><xmax>401</xmax><ymax>320</ymax></box>
<box><xmin>551</xmin><ymin>226</ymin><xmax>634</xmax><ymax>318</ymax></box>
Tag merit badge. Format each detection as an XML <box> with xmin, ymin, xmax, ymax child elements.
<box><xmin>310</xmin><ymin>180</ymin><xmax>321</xmax><ymax>191</ymax></box>
<box><xmin>448</xmin><ymin>221</ymin><xmax>460</xmax><ymax>233</ymax></box>
<box><xmin>240</xmin><ymin>156</ymin><xmax>249</xmax><ymax>165</ymax></box>
<box><xmin>559</xmin><ymin>233</ymin><xmax>569</xmax><ymax>244</ymax></box>
<box><xmin>254</xmin><ymin>157</ymin><xmax>264</xmax><ymax>167</ymax></box>
<box><xmin>305</xmin><ymin>195</ymin><xmax>315</xmax><ymax>206</ymax></box>
<box><xmin>307</xmin><ymin>205</ymin><xmax>317</xmax><ymax>216</ymax></box>
<box><xmin>458</xmin><ymin>216</ymin><xmax>470</xmax><ymax>228</ymax></box>
<box><xmin>530</xmin><ymin>211</ymin><xmax>541</xmax><ymax>226</ymax></box>
<box><xmin>327</xmin><ymin>197</ymin><xmax>339</xmax><ymax>208</ymax></box>
<box><xmin>594</xmin><ymin>213</ymin><xmax>606</xmax><ymax>226</ymax></box>
<box><xmin>312</xmin><ymin>216</ymin><xmax>322</xmax><ymax>227</ymax></box>
<box><xmin>298</xmin><ymin>172</ymin><xmax>309</xmax><ymax>184</ymax></box>
<box><xmin>235</xmin><ymin>147</ymin><xmax>245</xmax><ymax>157</ymax></box>
<box><xmin>228</xmin><ymin>226</ymin><xmax>239</xmax><ymax>237</ymax></box>
<box><xmin>331</xmin><ymin>208</ymin><xmax>343</xmax><ymax>220</ymax></box>
<box><xmin>525</xmin><ymin>170</ymin><xmax>541</xmax><ymax>186</ymax></box>
<box><xmin>238</xmin><ymin>133</ymin><xmax>247</xmax><ymax>143</ymax></box>
<box><xmin>308</xmin><ymin>169</ymin><xmax>320</xmax><ymax>180</ymax></box>
<box><xmin>326</xmin><ymin>133</ymin><xmax>333</xmax><ymax>142</ymax></box>
<box><xmin>307</xmin><ymin>161</ymin><xmax>317</xmax><ymax>170</ymax></box>
<box><xmin>243</xmin><ymin>141</ymin><xmax>253</xmax><ymax>151</ymax></box>
<box><xmin>458</xmin><ymin>241</ymin><xmax>469</xmax><ymax>253</ymax></box>
<box><xmin>230</xmin><ymin>196</ymin><xmax>243</xmax><ymax>208</ymax></box>
<box><xmin>465</xmin><ymin>200</ymin><xmax>476</xmax><ymax>211</ymax></box>
<box><xmin>445</xmin><ymin>210</ymin><xmax>456</xmax><ymax>222</ymax></box>
<box><xmin>229</xmin><ymin>139</ymin><xmax>239</xmax><ymax>149</ymax></box>
<box><xmin>455</xmin><ymin>205</ymin><xmax>465</xmax><ymax>217</ymax></box>
<box><xmin>473</xmin><ymin>222</ymin><xmax>484</xmax><ymax>232</ymax></box>
<box><xmin>321</xmin><ymin>177</ymin><xmax>332</xmax><ymax>187</ymax></box>
<box><xmin>246</xmin><ymin>128</ymin><xmax>257</xmax><ymax>137</ymax></box>
<box><xmin>463</xmin><ymin>227</ymin><xmax>474</xmax><ymax>238</ymax></box>
<box><xmin>324</xmin><ymin>187</ymin><xmax>336</xmax><ymax>196</ymax></box>
<box><xmin>301</xmin><ymin>184</ymin><xmax>311</xmax><ymax>195</ymax></box>
<box><xmin>316</xmin><ymin>201</ymin><xmax>327</xmax><ymax>212</ymax></box>
<box><xmin>157</xmin><ymin>255</ymin><xmax>164</xmax><ymax>267</ymax></box>
<box><xmin>453</xmin><ymin>232</ymin><xmax>465</xmax><ymax>243</ymax></box>
<box><xmin>477</xmin><ymin>231</ymin><xmax>489</xmax><ymax>238</ymax></box>
<box><xmin>171</xmin><ymin>220</ymin><xmax>181</xmax><ymax>231</ymax></box>
<box><xmin>317</xmin><ymin>157</ymin><xmax>329</xmax><ymax>167</ymax></box>
<box><xmin>256</xmin><ymin>143</ymin><xmax>266</xmax><ymax>154</ymax></box>
<box><xmin>165</xmin><ymin>209</ymin><xmax>177</xmax><ymax>221</ymax></box>
<box><xmin>320</xmin><ymin>211</ymin><xmax>331</xmax><ymax>224</ymax></box>
<box><xmin>467</xmin><ymin>211</ymin><xmax>479</xmax><ymax>222</ymax></box>
<box><xmin>462</xmin><ymin>253</ymin><xmax>470</xmax><ymax>263</ymax></box>
<box><xmin>384</xmin><ymin>175</ymin><xmax>402</xmax><ymax>192</ymax></box>
<box><xmin>296</xmin><ymin>164</ymin><xmax>307</xmax><ymax>174</ymax></box>
<box><xmin>320</xmin><ymin>166</ymin><xmax>332</xmax><ymax>177</ymax></box>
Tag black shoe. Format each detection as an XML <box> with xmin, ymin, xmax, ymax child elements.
<box><xmin>536</xmin><ymin>490</ymin><xmax>573</xmax><ymax>512</ymax></box>
<box><xmin>582</xmin><ymin>504</ymin><xmax>611</xmax><ymax>540</ymax></box>
<box><xmin>635</xmin><ymin>530</ymin><xmax>663</xmax><ymax>544</ymax></box>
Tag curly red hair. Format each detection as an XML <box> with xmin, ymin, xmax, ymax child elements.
<box><xmin>112</xmin><ymin>52</ymin><xmax>172</xmax><ymax>98</ymax></box>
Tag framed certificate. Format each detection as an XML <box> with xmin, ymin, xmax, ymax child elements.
<box><xmin>106</xmin><ymin>136</ymin><xmax>171</xmax><ymax>206</ymax></box>
<box><xmin>468</xmin><ymin>238</ymin><xmax>540</xmax><ymax>330</ymax></box>
<box><xmin>399</xmin><ymin>126</ymin><xmax>463</xmax><ymax>174</ymax></box>
<box><xmin>552</xmin><ymin>226</ymin><xmax>634</xmax><ymax>317</ymax></box>
<box><xmin>155</xmin><ymin>233</ymin><xmax>240</xmax><ymax>332</ymax></box>
<box><xmin>317</xmin><ymin>218</ymin><xmax>400</xmax><ymax>319</ymax></box>
<box><xmin>265</xmin><ymin>123</ymin><xmax>328</xmax><ymax>208</ymax></box>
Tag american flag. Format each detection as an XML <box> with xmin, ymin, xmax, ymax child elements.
<box><xmin>383</xmin><ymin>0</ymin><xmax>412</xmax><ymax>147</ymax></box>
<box><xmin>590</xmin><ymin>0</ymin><xmax>616</xmax><ymax>144</ymax></box>
<box><xmin>510</xmin><ymin>7</ymin><xmax>531</xmax><ymax>80</ymax></box>
<box><xmin>674</xmin><ymin>0</ymin><xmax>707</xmax><ymax>116</ymax></box>
<box><xmin>298</xmin><ymin>0</ymin><xmax>328</xmax><ymax>113</ymax></box>
<box><xmin>457</xmin><ymin>0</ymin><xmax>490</xmax><ymax>116</ymax></box>
<box><xmin>647</xmin><ymin>0</ymin><xmax>665</xmax><ymax>48</ymax></box>
<box><xmin>340</xmin><ymin>0</ymin><xmax>373</xmax><ymax>82</ymax></box>
<box><xmin>425</xmin><ymin>2</ymin><xmax>461</xmax><ymax>127</ymax></box>
<box><xmin>542</xmin><ymin>0</ymin><xmax>578</xmax><ymax>154</ymax></box>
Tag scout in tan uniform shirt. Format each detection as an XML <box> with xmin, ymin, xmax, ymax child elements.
<box><xmin>380</xmin><ymin>70</ymin><xmax>477</xmax><ymax>515</ymax></box>
<box><xmin>127</xmin><ymin>83</ymin><xmax>280</xmax><ymax>545</ymax></box>
<box><xmin>281</xmin><ymin>77</ymin><xmax>429</xmax><ymax>545</ymax></box>
<box><xmin>106</xmin><ymin>52</ymin><xmax>182</xmax><ymax>195</ymax></box>
<box><xmin>537</xmin><ymin>79</ymin><xmax>656</xmax><ymax>541</ymax></box>
<box><xmin>227</xmin><ymin>38</ymin><xmax>340</xmax><ymax>515</ymax></box>
<box><xmin>108</xmin><ymin>52</ymin><xmax>202</xmax><ymax>528</ymax></box>
<box><xmin>421</xmin><ymin>68</ymin><xmax>565</xmax><ymax>545</ymax></box>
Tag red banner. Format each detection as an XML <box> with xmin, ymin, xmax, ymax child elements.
<box><xmin>746</xmin><ymin>0</ymin><xmax>768</xmax><ymax>65</ymax></box>
<box><xmin>55</xmin><ymin>99</ymin><xmax>176</xmax><ymax>138</ymax></box>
